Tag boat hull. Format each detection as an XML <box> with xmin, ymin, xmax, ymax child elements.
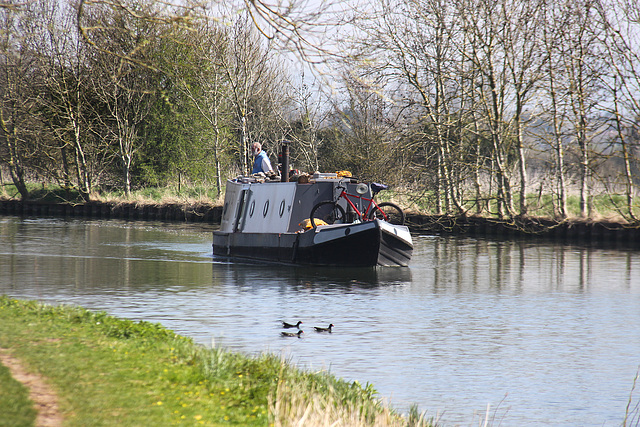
<box><xmin>213</xmin><ymin>220</ymin><xmax>412</xmax><ymax>267</ymax></box>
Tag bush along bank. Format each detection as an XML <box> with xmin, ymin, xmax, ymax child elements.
<box><xmin>0</xmin><ymin>296</ymin><xmax>431</xmax><ymax>427</ymax></box>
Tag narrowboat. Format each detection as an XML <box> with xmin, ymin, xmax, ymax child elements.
<box><xmin>212</xmin><ymin>149</ymin><xmax>412</xmax><ymax>267</ymax></box>
<box><xmin>212</xmin><ymin>174</ymin><xmax>412</xmax><ymax>267</ymax></box>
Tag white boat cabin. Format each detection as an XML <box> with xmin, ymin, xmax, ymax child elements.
<box><xmin>219</xmin><ymin>175</ymin><xmax>374</xmax><ymax>234</ymax></box>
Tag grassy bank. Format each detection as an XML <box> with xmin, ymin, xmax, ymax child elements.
<box><xmin>0</xmin><ymin>296</ymin><xmax>429</xmax><ymax>427</ymax></box>
<box><xmin>0</xmin><ymin>183</ymin><xmax>221</xmax><ymax>207</ymax></box>
<box><xmin>383</xmin><ymin>188</ymin><xmax>640</xmax><ymax>223</ymax></box>
<box><xmin>3</xmin><ymin>181</ymin><xmax>639</xmax><ymax>222</ymax></box>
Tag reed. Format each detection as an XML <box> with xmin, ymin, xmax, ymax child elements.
<box><xmin>623</xmin><ymin>369</ymin><xmax>640</xmax><ymax>427</ymax></box>
<box><xmin>269</xmin><ymin>369</ymin><xmax>432</xmax><ymax>427</ymax></box>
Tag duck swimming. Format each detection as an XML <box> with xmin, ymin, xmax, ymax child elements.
<box><xmin>281</xmin><ymin>330</ymin><xmax>304</xmax><ymax>338</ymax></box>
<box><xmin>282</xmin><ymin>321</ymin><xmax>303</xmax><ymax>329</ymax></box>
<box><xmin>314</xmin><ymin>324</ymin><xmax>334</xmax><ymax>333</ymax></box>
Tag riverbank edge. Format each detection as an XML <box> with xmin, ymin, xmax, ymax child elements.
<box><xmin>0</xmin><ymin>198</ymin><xmax>221</xmax><ymax>223</ymax></box>
<box><xmin>0</xmin><ymin>296</ymin><xmax>427</xmax><ymax>426</ymax></box>
<box><xmin>2</xmin><ymin>198</ymin><xmax>639</xmax><ymax>247</ymax></box>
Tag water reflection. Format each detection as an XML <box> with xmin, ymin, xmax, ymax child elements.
<box><xmin>418</xmin><ymin>235</ymin><xmax>637</xmax><ymax>295</ymax></box>
<box><xmin>1</xmin><ymin>217</ymin><xmax>640</xmax><ymax>426</ymax></box>
<box><xmin>211</xmin><ymin>261</ymin><xmax>413</xmax><ymax>293</ymax></box>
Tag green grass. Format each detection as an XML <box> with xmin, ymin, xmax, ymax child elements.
<box><xmin>0</xmin><ymin>183</ymin><xmax>222</xmax><ymax>206</ymax></box>
<box><xmin>0</xmin><ymin>296</ymin><xmax>430</xmax><ymax>426</ymax></box>
<box><xmin>98</xmin><ymin>185</ymin><xmax>221</xmax><ymax>205</ymax></box>
<box><xmin>392</xmin><ymin>187</ymin><xmax>640</xmax><ymax>221</ymax></box>
<box><xmin>0</xmin><ymin>183</ymin><xmax>87</xmax><ymax>204</ymax></box>
<box><xmin>0</xmin><ymin>360</ymin><xmax>36</xmax><ymax>427</ymax></box>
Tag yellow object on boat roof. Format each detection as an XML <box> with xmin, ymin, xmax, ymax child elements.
<box><xmin>335</xmin><ymin>170</ymin><xmax>352</xmax><ymax>177</ymax></box>
<box><xmin>299</xmin><ymin>218</ymin><xmax>327</xmax><ymax>230</ymax></box>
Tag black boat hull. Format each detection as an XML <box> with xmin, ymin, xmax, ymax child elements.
<box><xmin>213</xmin><ymin>220</ymin><xmax>412</xmax><ymax>267</ymax></box>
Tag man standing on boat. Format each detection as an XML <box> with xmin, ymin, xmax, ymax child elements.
<box><xmin>251</xmin><ymin>142</ymin><xmax>273</xmax><ymax>174</ymax></box>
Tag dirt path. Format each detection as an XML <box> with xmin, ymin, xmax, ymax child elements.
<box><xmin>0</xmin><ymin>348</ymin><xmax>63</xmax><ymax>427</ymax></box>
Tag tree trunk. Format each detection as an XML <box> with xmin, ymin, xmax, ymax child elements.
<box><xmin>556</xmin><ymin>135</ymin><xmax>567</xmax><ymax>219</ymax></box>
<box><xmin>496</xmin><ymin>172</ymin><xmax>505</xmax><ymax>219</ymax></box>
<box><xmin>472</xmin><ymin>112</ymin><xmax>483</xmax><ymax>215</ymax></box>
<box><xmin>241</xmin><ymin>113</ymin><xmax>248</xmax><ymax>175</ymax></box>
<box><xmin>71</xmin><ymin>114</ymin><xmax>91</xmax><ymax>201</ymax></box>
<box><xmin>60</xmin><ymin>145</ymin><xmax>73</xmax><ymax>191</ymax></box>
<box><xmin>613</xmin><ymin>84</ymin><xmax>636</xmax><ymax>221</ymax></box>
<box><xmin>1</xmin><ymin>113</ymin><xmax>29</xmax><ymax>200</ymax></box>
<box><xmin>491</xmin><ymin>135</ymin><xmax>514</xmax><ymax>218</ymax></box>
<box><xmin>122</xmin><ymin>152</ymin><xmax>132</xmax><ymax>197</ymax></box>
<box><xmin>7</xmin><ymin>157</ymin><xmax>29</xmax><ymax>200</ymax></box>
<box><xmin>578</xmin><ymin>113</ymin><xmax>588</xmax><ymax>218</ymax></box>
<box><xmin>548</xmin><ymin>69</ymin><xmax>567</xmax><ymax>219</ymax></box>
<box><xmin>214</xmin><ymin>128</ymin><xmax>222</xmax><ymax>196</ymax></box>
<box><xmin>515</xmin><ymin>112</ymin><xmax>528</xmax><ymax>216</ymax></box>
<box><xmin>442</xmin><ymin>132</ymin><xmax>465</xmax><ymax>213</ymax></box>
<box><xmin>435</xmin><ymin>146</ymin><xmax>443</xmax><ymax>215</ymax></box>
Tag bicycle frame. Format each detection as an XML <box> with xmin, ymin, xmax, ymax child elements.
<box><xmin>335</xmin><ymin>187</ymin><xmax>385</xmax><ymax>221</ymax></box>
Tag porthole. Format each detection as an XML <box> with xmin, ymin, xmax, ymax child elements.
<box><xmin>249</xmin><ymin>200</ymin><xmax>255</xmax><ymax>217</ymax></box>
<box><xmin>279</xmin><ymin>200</ymin><xmax>286</xmax><ymax>217</ymax></box>
<box><xmin>263</xmin><ymin>200</ymin><xmax>270</xmax><ymax>217</ymax></box>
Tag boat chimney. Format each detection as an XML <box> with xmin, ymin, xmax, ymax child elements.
<box><xmin>281</xmin><ymin>140</ymin><xmax>290</xmax><ymax>182</ymax></box>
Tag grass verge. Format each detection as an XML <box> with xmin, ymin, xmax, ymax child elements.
<box><xmin>0</xmin><ymin>296</ymin><xmax>430</xmax><ymax>426</ymax></box>
<box><xmin>0</xmin><ymin>358</ymin><xmax>37</xmax><ymax>427</ymax></box>
<box><xmin>0</xmin><ymin>183</ymin><xmax>222</xmax><ymax>206</ymax></box>
<box><xmin>3</xmin><ymin>181</ymin><xmax>639</xmax><ymax>223</ymax></box>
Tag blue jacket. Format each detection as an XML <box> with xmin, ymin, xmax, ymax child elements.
<box><xmin>252</xmin><ymin>150</ymin><xmax>271</xmax><ymax>174</ymax></box>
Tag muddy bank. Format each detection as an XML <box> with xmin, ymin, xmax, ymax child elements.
<box><xmin>0</xmin><ymin>199</ymin><xmax>221</xmax><ymax>223</ymax></box>
<box><xmin>2</xmin><ymin>199</ymin><xmax>639</xmax><ymax>247</ymax></box>
<box><xmin>406</xmin><ymin>212</ymin><xmax>640</xmax><ymax>248</ymax></box>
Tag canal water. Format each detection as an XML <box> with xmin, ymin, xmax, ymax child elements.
<box><xmin>1</xmin><ymin>216</ymin><xmax>639</xmax><ymax>426</ymax></box>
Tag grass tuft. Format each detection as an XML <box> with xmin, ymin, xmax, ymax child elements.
<box><xmin>269</xmin><ymin>369</ymin><xmax>432</xmax><ymax>426</ymax></box>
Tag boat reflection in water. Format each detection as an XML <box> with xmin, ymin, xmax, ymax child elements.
<box><xmin>211</xmin><ymin>258</ymin><xmax>413</xmax><ymax>291</ymax></box>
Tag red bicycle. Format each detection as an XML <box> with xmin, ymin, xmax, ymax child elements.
<box><xmin>309</xmin><ymin>182</ymin><xmax>405</xmax><ymax>228</ymax></box>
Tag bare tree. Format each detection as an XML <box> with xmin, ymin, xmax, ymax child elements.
<box><xmin>82</xmin><ymin>2</ymin><xmax>162</xmax><ymax>195</ymax></box>
<box><xmin>559</xmin><ymin>0</ymin><xmax>606</xmax><ymax>217</ymax></box>
<box><xmin>34</xmin><ymin>0</ymin><xmax>103</xmax><ymax>201</ymax></box>
<box><xmin>0</xmin><ymin>6</ymin><xmax>40</xmax><ymax>199</ymax></box>
<box><xmin>221</xmin><ymin>14</ymin><xmax>290</xmax><ymax>175</ymax></box>
<box><xmin>286</xmin><ymin>72</ymin><xmax>329</xmax><ymax>173</ymax></box>
<box><xmin>499</xmin><ymin>0</ymin><xmax>549</xmax><ymax>216</ymax></box>
<box><xmin>349</xmin><ymin>0</ymin><xmax>468</xmax><ymax>213</ymax></box>
<box><xmin>539</xmin><ymin>0</ymin><xmax>572</xmax><ymax>218</ymax></box>
<box><xmin>596</xmin><ymin>0</ymin><xmax>640</xmax><ymax>221</ymax></box>
<box><xmin>165</xmin><ymin>18</ymin><xmax>234</xmax><ymax>195</ymax></box>
<box><xmin>455</xmin><ymin>0</ymin><xmax>519</xmax><ymax>218</ymax></box>
<box><xmin>329</xmin><ymin>71</ymin><xmax>400</xmax><ymax>183</ymax></box>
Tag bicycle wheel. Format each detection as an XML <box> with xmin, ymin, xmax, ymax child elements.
<box><xmin>309</xmin><ymin>201</ymin><xmax>346</xmax><ymax>228</ymax></box>
<box><xmin>367</xmin><ymin>202</ymin><xmax>405</xmax><ymax>225</ymax></box>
